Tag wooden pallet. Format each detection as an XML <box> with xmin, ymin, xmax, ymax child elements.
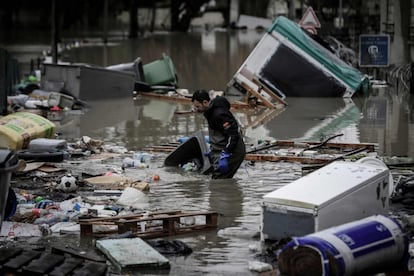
<box><xmin>78</xmin><ymin>210</ymin><xmax>218</xmax><ymax>238</ymax></box>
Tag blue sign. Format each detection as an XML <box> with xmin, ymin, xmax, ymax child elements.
<box><xmin>359</xmin><ymin>35</ymin><xmax>390</xmax><ymax>67</ymax></box>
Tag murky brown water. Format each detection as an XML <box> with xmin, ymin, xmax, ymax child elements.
<box><xmin>3</xmin><ymin>30</ymin><xmax>414</xmax><ymax>275</ymax></box>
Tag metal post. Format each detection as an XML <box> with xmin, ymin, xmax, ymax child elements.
<box><xmin>51</xmin><ymin>0</ymin><xmax>58</xmax><ymax>64</ymax></box>
<box><xmin>103</xmin><ymin>0</ymin><xmax>108</xmax><ymax>44</ymax></box>
<box><xmin>411</xmin><ymin>62</ymin><xmax>414</xmax><ymax>94</ymax></box>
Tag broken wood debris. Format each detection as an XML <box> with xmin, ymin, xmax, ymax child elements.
<box><xmin>143</xmin><ymin>140</ymin><xmax>377</xmax><ymax>165</ymax></box>
<box><xmin>137</xmin><ymin>91</ymin><xmax>277</xmax><ymax>110</ymax></box>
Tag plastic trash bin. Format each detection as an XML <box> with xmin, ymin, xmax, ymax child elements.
<box><xmin>0</xmin><ymin>149</ymin><xmax>19</xmax><ymax>229</ymax></box>
<box><xmin>143</xmin><ymin>53</ymin><xmax>177</xmax><ymax>86</ymax></box>
<box><xmin>106</xmin><ymin>57</ymin><xmax>145</xmax><ymax>82</ymax></box>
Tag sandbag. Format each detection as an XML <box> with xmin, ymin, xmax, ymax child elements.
<box><xmin>0</xmin><ymin>112</ymin><xmax>55</xmax><ymax>150</ymax></box>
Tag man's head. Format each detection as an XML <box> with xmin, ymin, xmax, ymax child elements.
<box><xmin>192</xmin><ymin>90</ymin><xmax>211</xmax><ymax>113</ymax></box>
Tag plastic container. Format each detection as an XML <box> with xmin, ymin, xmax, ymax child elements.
<box><xmin>28</xmin><ymin>138</ymin><xmax>67</xmax><ymax>152</ymax></box>
<box><xmin>0</xmin><ymin>149</ymin><xmax>19</xmax><ymax>229</ymax></box>
<box><xmin>106</xmin><ymin>57</ymin><xmax>145</xmax><ymax>82</ymax></box>
<box><xmin>47</xmin><ymin>106</ymin><xmax>63</xmax><ymax>121</ymax></box>
<box><xmin>34</xmin><ymin>210</ymin><xmax>68</xmax><ymax>225</ymax></box>
<box><xmin>47</xmin><ymin>92</ymin><xmax>74</xmax><ymax>109</ymax></box>
<box><xmin>0</xmin><ymin>112</ymin><xmax>55</xmax><ymax>149</ymax></box>
<box><xmin>278</xmin><ymin>214</ymin><xmax>409</xmax><ymax>276</ymax></box>
<box><xmin>143</xmin><ymin>53</ymin><xmax>177</xmax><ymax>86</ymax></box>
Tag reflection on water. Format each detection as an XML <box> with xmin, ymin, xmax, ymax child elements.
<box><xmin>355</xmin><ymin>85</ymin><xmax>414</xmax><ymax>157</ymax></box>
<box><xmin>237</xmin><ymin>97</ymin><xmax>360</xmax><ymax>144</ymax></box>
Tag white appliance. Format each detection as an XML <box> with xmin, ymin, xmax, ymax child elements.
<box><xmin>261</xmin><ymin>160</ymin><xmax>392</xmax><ymax>241</ymax></box>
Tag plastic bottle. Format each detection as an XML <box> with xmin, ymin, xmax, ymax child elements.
<box><xmin>122</xmin><ymin>157</ymin><xmax>148</xmax><ymax>168</ymax></box>
<box><xmin>35</xmin><ymin>199</ymin><xmax>55</xmax><ymax>209</ymax></box>
<box><xmin>140</xmin><ymin>211</ymin><xmax>149</xmax><ymax>232</ymax></box>
<box><xmin>177</xmin><ymin>137</ymin><xmax>189</xmax><ymax>144</ymax></box>
<box><xmin>133</xmin><ymin>152</ymin><xmax>153</xmax><ymax>164</ymax></box>
<box><xmin>182</xmin><ymin>162</ymin><xmax>197</xmax><ymax>172</ymax></box>
<box><xmin>34</xmin><ymin>211</ymin><xmax>68</xmax><ymax>225</ymax></box>
<box><xmin>32</xmin><ymin>208</ymin><xmax>49</xmax><ymax>217</ymax></box>
<box><xmin>16</xmin><ymin>194</ymin><xmax>27</xmax><ymax>204</ymax></box>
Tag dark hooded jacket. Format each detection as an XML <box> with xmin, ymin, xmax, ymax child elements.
<box><xmin>203</xmin><ymin>96</ymin><xmax>241</xmax><ymax>153</ymax></box>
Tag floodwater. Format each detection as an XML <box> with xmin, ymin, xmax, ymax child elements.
<box><xmin>4</xmin><ymin>29</ymin><xmax>414</xmax><ymax>275</ymax></box>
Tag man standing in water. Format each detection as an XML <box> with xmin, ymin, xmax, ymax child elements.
<box><xmin>191</xmin><ymin>90</ymin><xmax>246</xmax><ymax>179</ymax></box>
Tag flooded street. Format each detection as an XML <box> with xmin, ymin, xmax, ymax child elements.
<box><xmin>3</xmin><ymin>29</ymin><xmax>414</xmax><ymax>275</ymax></box>
<box><xmin>50</xmin><ymin>30</ymin><xmax>414</xmax><ymax>159</ymax></box>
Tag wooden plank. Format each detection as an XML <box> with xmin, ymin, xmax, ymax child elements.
<box><xmin>138</xmin><ymin>92</ymin><xmax>254</xmax><ymax>109</ymax></box>
<box><xmin>143</xmin><ymin>139</ymin><xmax>376</xmax><ymax>167</ymax></box>
<box><xmin>247</xmin><ymin>107</ymin><xmax>286</xmax><ymax>129</ymax></box>
<box><xmin>138</xmin><ymin>92</ymin><xmax>192</xmax><ymax>104</ymax></box>
<box><xmin>96</xmin><ymin>238</ymin><xmax>170</xmax><ymax>270</ymax></box>
<box><xmin>148</xmin><ymin>140</ymin><xmax>376</xmax><ymax>153</ymax></box>
<box><xmin>240</xmin><ymin>81</ymin><xmax>275</xmax><ymax>109</ymax></box>
<box><xmin>206</xmin><ymin>213</ymin><xmax>218</xmax><ymax>227</ymax></box>
<box><xmin>271</xmin><ymin>140</ymin><xmax>377</xmax><ymax>151</ymax></box>
<box><xmin>79</xmin><ymin>211</ymin><xmax>218</xmax><ymax>238</ymax></box>
<box><xmin>252</xmin><ymin>78</ymin><xmax>288</xmax><ymax>106</ymax></box>
<box><xmin>116</xmin><ymin>211</ymin><xmax>218</xmax><ymax>223</ymax></box>
<box><xmin>245</xmin><ymin>154</ymin><xmax>331</xmax><ymax>164</ymax></box>
<box><xmin>79</xmin><ymin>210</ymin><xmax>182</xmax><ymax>224</ymax></box>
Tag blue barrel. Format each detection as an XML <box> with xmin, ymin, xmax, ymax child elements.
<box><xmin>278</xmin><ymin>215</ymin><xmax>409</xmax><ymax>275</ymax></box>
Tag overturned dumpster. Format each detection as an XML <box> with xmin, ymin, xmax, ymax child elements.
<box><xmin>41</xmin><ymin>63</ymin><xmax>136</xmax><ymax>100</ymax></box>
<box><xmin>227</xmin><ymin>16</ymin><xmax>369</xmax><ymax>98</ymax></box>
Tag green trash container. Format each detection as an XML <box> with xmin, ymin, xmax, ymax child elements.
<box><xmin>143</xmin><ymin>53</ymin><xmax>178</xmax><ymax>86</ymax></box>
<box><xmin>0</xmin><ymin>149</ymin><xmax>19</xmax><ymax>229</ymax></box>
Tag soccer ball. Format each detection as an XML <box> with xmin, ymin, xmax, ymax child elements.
<box><xmin>58</xmin><ymin>174</ymin><xmax>77</xmax><ymax>192</ymax></box>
